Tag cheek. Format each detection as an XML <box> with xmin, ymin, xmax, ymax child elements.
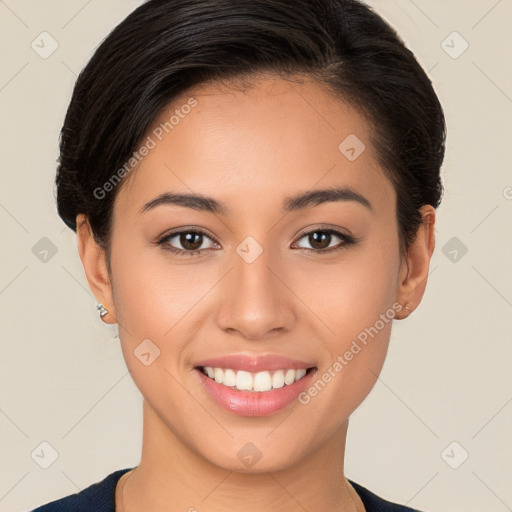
<box><xmin>111</xmin><ymin>224</ymin><xmax>401</xmax><ymax>360</ymax></box>
<box><xmin>110</xmin><ymin>247</ymin><xmax>204</xmax><ymax>415</ymax></box>
<box><xmin>110</xmin><ymin>243</ymin><xmax>224</xmax><ymax>397</ymax></box>
<box><xmin>291</xmin><ymin>235</ymin><xmax>401</xmax><ymax>406</ymax></box>
<box><xmin>293</xmin><ymin>237</ymin><xmax>400</xmax><ymax>342</ymax></box>
<box><xmin>111</xmin><ymin>239</ymin><xmax>217</xmax><ymax>335</ymax></box>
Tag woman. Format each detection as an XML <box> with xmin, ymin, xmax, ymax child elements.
<box><xmin>32</xmin><ymin>0</ymin><xmax>446</xmax><ymax>510</ymax></box>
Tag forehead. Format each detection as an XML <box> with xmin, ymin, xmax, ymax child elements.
<box><xmin>114</xmin><ymin>75</ymin><xmax>394</xmax><ymax>218</ymax></box>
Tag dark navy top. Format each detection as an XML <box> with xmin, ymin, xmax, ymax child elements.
<box><xmin>30</xmin><ymin>467</ymin><xmax>427</xmax><ymax>511</ymax></box>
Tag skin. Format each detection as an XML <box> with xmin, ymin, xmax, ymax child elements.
<box><xmin>76</xmin><ymin>74</ymin><xmax>435</xmax><ymax>512</ymax></box>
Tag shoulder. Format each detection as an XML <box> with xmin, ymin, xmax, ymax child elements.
<box><xmin>348</xmin><ymin>479</ymin><xmax>430</xmax><ymax>512</ymax></box>
<box><xmin>29</xmin><ymin>468</ymin><xmax>134</xmax><ymax>512</ymax></box>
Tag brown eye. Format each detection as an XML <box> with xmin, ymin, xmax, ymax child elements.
<box><xmin>307</xmin><ymin>231</ymin><xmax>333</xmax><ymax>250</ymax></box>
<box><xmin>179</xmin><ymin>232</ymin><xmax>203</xmax><ymax>251</ymax></box>
<box><xmin>293</xmin><ymin>229</ymin><xmax>356</xmax><ymax>253</ymax></box>
<box><xmin>157</xmin><ymin>229</ymin><xmax>218</xmax><ymax>256</ymax></box>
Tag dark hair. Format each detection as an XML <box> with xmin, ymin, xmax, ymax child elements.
<box><xmin>56</xmin><ymin>0</ymin><xmax>446</xmax><ymax>266</ymax></box>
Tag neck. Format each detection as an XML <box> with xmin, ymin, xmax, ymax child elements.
<box><xmin>120</xmin><ymin>400</ymin><xmax>363</xmax><ymax>512</ymax></box>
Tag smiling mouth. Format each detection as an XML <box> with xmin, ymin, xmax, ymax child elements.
<box><xmin>196</xmin><ymin>366</ymin><xmax>316</xmax><ymax>393</ymax></box>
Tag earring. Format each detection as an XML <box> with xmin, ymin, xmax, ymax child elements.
<box><xmin>96</xmin><ymin>302</ymin><xmax>109</xmax><ymax>319</ymax></box>
<box><xmin>403</xmin><ymin>304</ymin><xmax>411</xmax><ymax>313</ymax></box>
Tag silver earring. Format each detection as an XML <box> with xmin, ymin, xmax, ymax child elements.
<box><xmin>96</xmin><ymin>303</ymin><xmax>108</xmax><ymax>318</ymax></box>
<box><xmin>404</xmin><ymin>304</ymin><xmax>411</xmax><ymax>312</ymax></box>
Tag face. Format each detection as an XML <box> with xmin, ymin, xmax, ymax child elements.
<box><xmin>79</xmin><ymin>75</ymin><xmax>432</xmax><ymax>473</ymax></box>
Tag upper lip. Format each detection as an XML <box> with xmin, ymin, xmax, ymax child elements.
<box><xmin>194</xmin><ymin>353</ymin><xmax>316</xmax><ymax>372</ymax></box>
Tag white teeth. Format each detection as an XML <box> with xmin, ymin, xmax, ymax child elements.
<box><xmin>284</xmin><ymin>369</ymin><xmax>296</xmax><ymax>385</ymax></box>
<box><xmin>201</xmin><ymin>366</ymin><xmax>310</xmax><ymax>392</ymax></box>
<box><xmin>253</xmin><ymin>371</ymin><xmax>272</xmax><ymax>392</ymax></box>
<box><xmin>236</xmin><ymin>370</ymin><xmax>253</xmax><ymax>391</ymax></box>
<box><xmin>295</xmin><ymin>368</ymin><xmax>307</xmax><ymax>381</ymax></box>
<box><xmin>272</xmin><ymin>370</ymin><xmax>285</xmax><ymax>389</ymax></box>
<box><xmin>223</xmin><ymin>368</ymin><xmax>236</xmax><ymax>387</ymax></box>
<box><xmin>214</xmin><ymin>367</ymin><xmax>223</xmax><ymax>383</ymax></box>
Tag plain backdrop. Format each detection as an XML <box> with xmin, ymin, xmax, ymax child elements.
<box><xmin>1</xmin><ymin>1</ymin><xmax>511</xmax><ymax>511</ymax></box>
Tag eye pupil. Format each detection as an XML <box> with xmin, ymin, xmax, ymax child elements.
<box><xmin>181</xmin><ymin>232</ymin><xmax>202</xmax><ymax>250</ymax></box>
<box><xmin>310</xmin><ymin>231</ymin><xmax>331</xmax><ymax>249</ymax></box>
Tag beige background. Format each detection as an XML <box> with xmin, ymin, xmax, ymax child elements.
<box><xmin>1</xmin><ymin>1</ymin><xmax>511</xmax><ymax>511</ymax></box>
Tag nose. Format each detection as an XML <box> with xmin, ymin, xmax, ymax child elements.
<box><xmin>215</xmin><ymin>246</ymin><xmax>296</xmax><ymax>341</ymax></box>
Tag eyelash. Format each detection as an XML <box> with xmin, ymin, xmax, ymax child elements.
<box><xmin>156</xmin><ymin>226</ymin><xmax>358</xmax><ymax>257</ymax></box>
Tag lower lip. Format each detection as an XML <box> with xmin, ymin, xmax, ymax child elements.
<box><xmin>194</xmin><ymin>367</ymin><xmax>317</xmax><ymax>417</ymax></box>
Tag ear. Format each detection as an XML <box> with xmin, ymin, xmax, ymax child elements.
<box><xmin>395</xmin><ymin>205</ymin><xmax>436</xmax><ymax>320</ymax></box>
<box><xmin>76</xmin><ymin>214</ymin><xmax>117</xmax><ymax>324</ymax></box>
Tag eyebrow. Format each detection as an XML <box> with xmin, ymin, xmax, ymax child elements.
<box><xmin>138</xmin><ymin>186</ymin><xmax>373</xmax><ymax>215</ymax></box>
